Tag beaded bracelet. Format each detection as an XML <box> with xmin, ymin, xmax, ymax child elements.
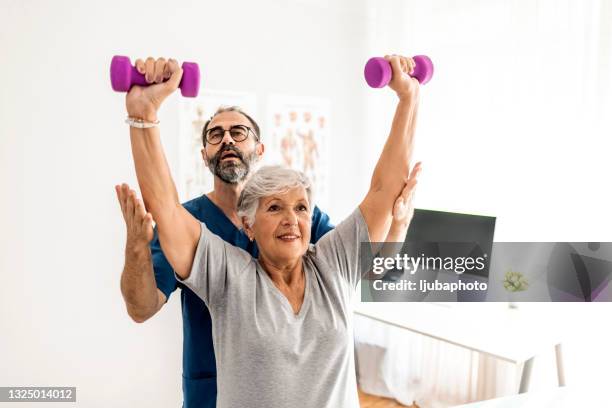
<box><xmin>125</xmin><ymin>117</ymin><xmax>160</xmax><ymax>128</ymax></box>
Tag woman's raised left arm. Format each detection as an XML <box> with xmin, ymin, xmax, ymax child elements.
<box><xmin>359</xmin><ymin>54</ymin><xmax>421</xmax><ymax>243</ymax></box>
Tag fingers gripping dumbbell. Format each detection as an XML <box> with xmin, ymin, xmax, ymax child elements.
<box><xmin>364</xmin><ymin>55</ymin><xmax>434</xmax><ymax>88</ymax></box>
<box><xmin>110</xmin><ymin>55</ymin><xmax>201</xmax><ymax>97</ymax></box>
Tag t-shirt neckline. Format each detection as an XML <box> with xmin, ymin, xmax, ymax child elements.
<box><xmin>257</xmin><ymin>260</ymin><xmax>312</xmax><ymax>319</ymax></box>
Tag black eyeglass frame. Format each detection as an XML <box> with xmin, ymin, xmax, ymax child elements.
<box><xmin>204</xmin><ymin>125</ymin><xmax>258</xmax><ymax>145</ymax></box>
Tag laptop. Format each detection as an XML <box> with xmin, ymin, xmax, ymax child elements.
<box><xmin>368</xmin><ymin>208</ymin><xmax>496</xmax><ymax>302</ymax></box>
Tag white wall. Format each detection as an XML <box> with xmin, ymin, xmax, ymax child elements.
<box><xmin>0</xmin><ymin>1</ymin><xmax>373</xmax><ymax>406</ymax></box>
<box><xmin>1</xmin><ymin>0</ymin><xmax>612</xmax><ymax>406</ymax></box>
<box><xmin>363</xmin><ymin>0</ymin><xmax>612</xmax><ymax>241</ymax></box>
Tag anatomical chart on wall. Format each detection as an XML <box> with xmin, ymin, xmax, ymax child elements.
<box><xmin>266</xmin><ymin>95</ymin><xmax>331</xmax><ymax>209</ymax></box>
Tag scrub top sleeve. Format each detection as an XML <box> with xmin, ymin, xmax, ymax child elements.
<box><xmin>311</xmin><ymin>205</ymin><xmax>335</xmax><ymax>242</ymax></box>
<box><xmin>151</xmin><ymin>227</ymin><xmax>179</xmax><ymax>301</ymax></box>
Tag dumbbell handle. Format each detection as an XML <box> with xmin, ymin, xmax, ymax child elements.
<box><xmin>364</xmin><ymin>55</ymin><xmax>434</xmax><ymax>88</ymax></box>
<box><xmin>123</xmin><ymin>65</ymin><xmax>152</xmax><ymax>88</ymax></box>
<box><xmin>110</xmin><ymin>55</ymin><xmax>200</xmax><ymax>97</ymax></box>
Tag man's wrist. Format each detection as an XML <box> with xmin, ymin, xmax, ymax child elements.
<box><xmin>125</xmin><ymin>241</ymin><xmax>151</xmax><ymax>258</ymax></box>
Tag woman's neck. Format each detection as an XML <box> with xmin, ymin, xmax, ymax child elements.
<box><xmin>259</xmin><ymin>255</ymin><xmax>306</xmax><ymax>315</ymax></box>
<box><xmin>259</xmin><ymin>255</ymin><xmax>304</xmax><ymax>287</ymax></box>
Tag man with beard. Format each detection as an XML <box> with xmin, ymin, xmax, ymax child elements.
<box><xmin>116</xmin><ymin>102</ymin><xmax>334</xmax><ymax>408</ymax></box>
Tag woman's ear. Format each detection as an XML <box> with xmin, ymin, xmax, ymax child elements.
<box><xmin>242</xmin><ymin>217</ymin><xmax>254</xmax><ymax>241</ymax></box>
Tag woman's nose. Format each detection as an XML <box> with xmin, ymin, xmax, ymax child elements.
<box><xmin>281</xmin><ymin>210</ymin><xmax>298</xmax><ymax>225</ymax></box>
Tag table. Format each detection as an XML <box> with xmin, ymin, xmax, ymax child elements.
<box><xmin>353</xmin><ymin>302</ymin><xmax>566</xmax><ymax>393</ymax></box>
<box><xmin>452</xmin><ymin>387</ymin><xmax>605</xmax><ymax>407</ymax></box>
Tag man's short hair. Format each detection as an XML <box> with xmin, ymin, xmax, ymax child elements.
<box><xmin>201</xmin><ymin>106</ymin><xmax>261</xmax><ymax>146</ymax></box>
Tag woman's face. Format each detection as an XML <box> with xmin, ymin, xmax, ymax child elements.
<box><xmin>247</xmin><ymin>186</ymin><xmax>312</xmax><ymax>265</ymax></box>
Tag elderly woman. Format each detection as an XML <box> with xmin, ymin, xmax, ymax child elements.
<box><xmin>124</xmin><ymin>55</ymin><xmax>421</xmax><ymax>407</ymax></box>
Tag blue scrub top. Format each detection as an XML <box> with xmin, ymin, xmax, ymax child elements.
<box><xmin>150</xmin><ymin>195</ymin><xmax>334</xmax><ymax>408</ymax></box>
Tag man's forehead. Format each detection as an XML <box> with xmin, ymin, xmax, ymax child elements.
<box><xmin>209</xmin><ymin>111</ymin><xmax>250</xmax><ymax>127</ymax></box>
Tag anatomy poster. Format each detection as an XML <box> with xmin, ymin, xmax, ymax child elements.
<box><xmin>266</xmin><ymin>95</ymin><xmax>331</xmax><ymax>209</ymax></box>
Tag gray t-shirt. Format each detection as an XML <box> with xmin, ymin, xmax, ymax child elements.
<box><xmin>175</xmin><ymin>208</ymin><xmax>369</xmax><ymax>408</ymax></box>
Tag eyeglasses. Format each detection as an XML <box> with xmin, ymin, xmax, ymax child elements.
<box><xmin>204</xmin><ymin>125</ymin><xmax>257</xmax><ymax>145</ymax></box>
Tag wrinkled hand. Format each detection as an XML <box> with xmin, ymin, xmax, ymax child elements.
<box><xmin>392</xmin><ymin>162</ymin><xmax>422</xmax><ymax>227</ymax></box>
<box><xmin>385</xmin><ymin>54</ymin><xmax>420</xmax><ymax>102</ymax></box>
<box><xmin>125</xmin><ymin>57</ymin><xmax>183</xmax><ymax>122</ymax></box>
<box><xmin>115</xmin><ymin>183</ymin><xmax>154</xmax><ymax>252</ymax></box>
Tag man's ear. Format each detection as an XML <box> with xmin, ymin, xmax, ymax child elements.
<box><xmin>242</xmin><ymin>217</ymin><xmax>254</xmax><ymax>241</ymax></box>
<box><xmin>255</xmin><ymin>142</ymin><xmax>265</xmax><ymax>160</ymax></box>
<box><xmin>201</xmin><ymin>148</ymin><xmax>209</xmax><ymax>165</ymax></box>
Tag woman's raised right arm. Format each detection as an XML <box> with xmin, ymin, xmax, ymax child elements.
<box><xmin>124</xmin><ymin>57</ymin><xmax>200</xmax><ymax>279</ymax></box>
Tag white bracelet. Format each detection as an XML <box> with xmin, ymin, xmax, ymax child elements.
<box><xmin>125</xmin><ymin>117</ymin><xmax>160</xmax><ymax>128</ymax></box>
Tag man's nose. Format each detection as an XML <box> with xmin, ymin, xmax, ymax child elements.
<box><xmin>221</xmin><ymin>130</ymin><xmax>235</xmax><ymax>145</ymax></box>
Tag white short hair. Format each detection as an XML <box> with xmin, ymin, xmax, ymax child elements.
<box><xmin>237</xmin><ymin>165</ymin><xmax>313</xmax><ymax>227</ymax></box>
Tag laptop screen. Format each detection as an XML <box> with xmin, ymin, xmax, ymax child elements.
<box><xmin>403</xmin><ymin>208</ymin><xmax>497</xmax><ymax>279</ymax></box>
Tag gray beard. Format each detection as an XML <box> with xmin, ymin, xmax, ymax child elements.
<box><xmin>207</xmin><ymin>146</ymin><xmax>257</xmax><ymax>184</ymax></box>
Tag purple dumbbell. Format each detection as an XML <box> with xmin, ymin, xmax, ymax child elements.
<box><xmin>110</xmin><ymin>55</ymin><xmax>201</xmax><ymax>97</ymax></box>
<box><xmin>364</xmin><ymin>55</ymin><xmax>434</xmax><ymax>88</ymax></box>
